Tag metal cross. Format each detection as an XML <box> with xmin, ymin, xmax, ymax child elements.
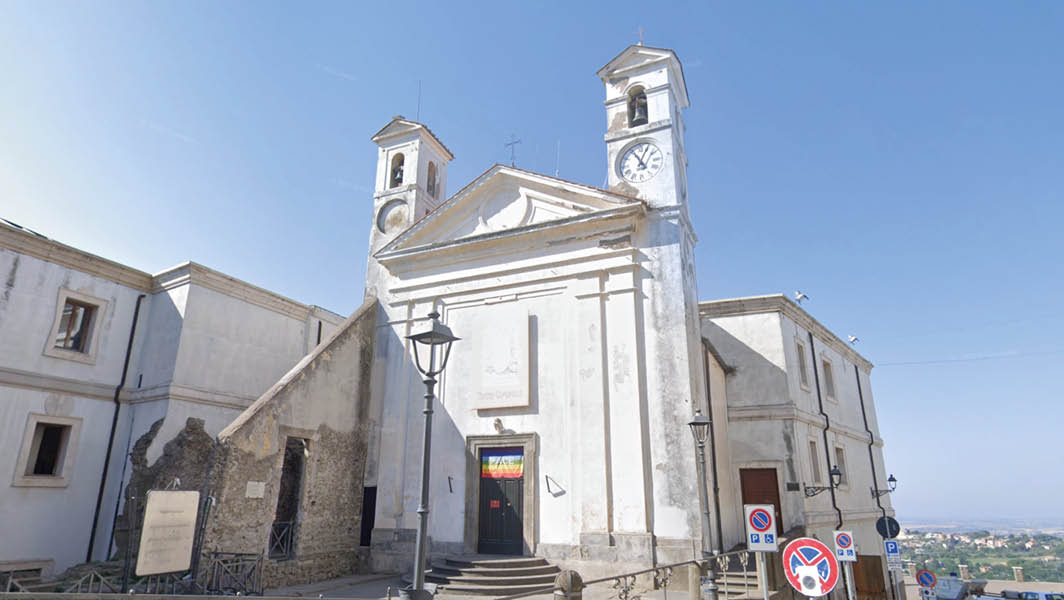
<box><xmin>636</xmin><ymin>26</ymin><xmax>645</xmax><ymax>46</ymax></box>
<box><xmin>504</xmin><ymin>134</ymin><xmax>521</xmax><ymax>167</ymax></box>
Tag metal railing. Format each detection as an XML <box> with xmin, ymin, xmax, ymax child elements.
<box><xmin>202</xmin><ymin>552</ymin><xmax>263</xmax><ymax>595</ymax></box>
<box><xmin>268</xmin><ymin>521</ymin><xmax>296</xmax><ymax>560</ymax></box>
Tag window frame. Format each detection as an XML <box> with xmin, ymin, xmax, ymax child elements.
<box><xmin>821</xmin><ymin>356</ymin><xmax>837</xmax><ymax>402</ymax></box>
<box><xmin>43</xmin><ymin>288</ymin><xmax>108</xmax><ymax>365</ymax></box>
<box><xmin>795</xmin><ymin>340</ymin><xmax>810</xmax><ymax>391</ymax></box>
<box><xmin>12</xmin><ymin>413</ymin><xmax>82</xmax><ymax>488</ymax></box>
<box><xmin>808</xmin><ymin>439</ymin><xmax>822</xmax><ymax>484</ymax></box>
<box><xmin>834</xmin><ymin>445</ymin><xmax>849</xmax><ymax>488</ymax></box>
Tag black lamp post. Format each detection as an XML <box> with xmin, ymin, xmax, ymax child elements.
<box><xmin>689</xmin><ymin>409</ymin><xmax>718</xmax><ymax>600</ymax></box>
<box><xmin>872</xmin><ymin>474</ymin><xmax>898</xmax><ymax>498</ymax></box>
<box><xmin>804</xmin><ymin>465</ymin><xmax>843</xmax><ymax>497</ymax></box>
<box><xmin>403</xmin><ymin>311</ymin><xmax>459</xmax><ymax>600</ymax></box>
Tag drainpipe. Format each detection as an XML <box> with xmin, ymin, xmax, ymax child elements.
<box><xmin>86</xmin><ymin>293</ymin><xmax>145</xmax><ymax>562</ymax></box>
<box><xmin>807</xmin><ymin>332</ymin><xmax>843</xmax><ymax>530</ymax></box>
<box><xmin>855</xmin><ymin>364</ymin><xmax>897</xmax><ymax>600</ymax></box>
<box><xmin>701</xmin><ymin>340</ymin><xmax>725</xmax><ymax>553</ymax></box>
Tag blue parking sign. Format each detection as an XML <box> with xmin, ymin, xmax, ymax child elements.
<box><xmin>765</xmin><ymin>534</ymin><xmax>775</xmax><ymax>544</ymax></box>
<box><xmin>751</xmin><ymin>534</ymin><xmax>760</xmax><ymax>543</ymax></box>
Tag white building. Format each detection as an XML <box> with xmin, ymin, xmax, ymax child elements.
<box><xmin>0</xmin><ymin>219</ymin><xmax>342</xmax><ymax>575</ymax></box>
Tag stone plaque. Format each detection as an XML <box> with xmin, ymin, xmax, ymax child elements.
<box><xmin>245</xmin><ymin>481</ymin><xmax>266</xmax><ymax>498</ymax></box>
<box><xmin>136</xmin><ymin>490</ymin><xmax>200</xmax><ymax>576</ymax></box>
<box><xmin>473</xmin><ymin>308</ymin><xmax>529</xmax><ymax>409</ymax></box>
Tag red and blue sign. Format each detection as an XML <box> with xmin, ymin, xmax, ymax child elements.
<box><xmin>916</xmin><ymin>569</ymin><xmax>937</xmax><ymax>588</ymax></box>
<box><xmin>833</xmin><ymin>530</ymin><xmax>857</xmax><ymax>563</ymax></box>
<box><xmin>749</xmin><ymin>508</ymin><xmax>773</xmax><ymax>532</ymax></box>
<box><xmin>782</xmin><ymin>537</ymin><xmax>840</xmax><ymax>597</ymax></box>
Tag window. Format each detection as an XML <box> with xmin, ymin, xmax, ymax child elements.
<box><xmin>808</xmin><ymin>440</ymin><xmax>822</xmax><ymax>483</ymax></box>
<box><xmin>426</xmin><ymin>161</ymin><xmax>437</xmax><ymax>198</ymax></box>
<box><xmin>834</xmin><ymin>446</ymin><xmax>848</xmax><ymax>486</ymax></box>
<box><xmin>13</xmin><ymin>414</ymin><xmax>82</xmax><ymax>487</ymax></box>
<box><xmin>627</xmin><ymin>86</ymin><xmax>648</xmax><ymax>127</ymax></box>
<box><xmin>822</xmin><ymin>359</ymin><xmax>836</xmax><ymax>400</ymax></box>
<box><xmin>389</xmin><ymin>153</ymin><xmax>405</xmax><ymax>188</ymax></box>
<box><xmin>44</xmin><ymin>288</ymin><xmax>107</xmax><ymax>364</ymax></box>
<box><xmin>54</xmin><ymin>300</ymin><xmax>95</xmax><ymax>352</ymax></box>
<box><xmin>796</xmin><ymin>341</ymin><xmax>809</xmax><ymax>388</ymax></box>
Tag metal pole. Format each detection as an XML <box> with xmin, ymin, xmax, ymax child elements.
<box><xmin>411</xmin><ymin>348</ymin><xmax>437</xmax><ymax>594</ymax></box>
<box><xmin>844</xmin><ymin>563</ymin><xmax>856</xmax><ymax>600</ymax></box>
<box><xmin>695</xmin><ymin>440</ymin><xmax>718</xmax><ymax>600</ymax></box>
<box><xmin>757</xmin><ymin>552</ymin><xmax>769</xmax><ymax>600</ymax></box>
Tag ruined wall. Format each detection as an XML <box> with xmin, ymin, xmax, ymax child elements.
<box><xmin>201</xmin><ymin>298</ymin><xmax>377</xmax><ymax>588</ymax></box>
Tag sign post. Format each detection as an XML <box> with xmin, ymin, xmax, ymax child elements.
<box><xmin>884</xmin><ymin>540</ymin><xmax>903</xmax><ymax>572</ymax></box>
<box><xmin>833</xmin><ymin>531</ymin><xmax>857</xmax><ymax>600</ymax></box>
<box><xmin>743</xmin><ymin>505</ymin><xmax>778</xmax><ymax>600</ymax></box>
<box><xmin>782</xmin><ymin>537</ymin><xmax>840</xmax><ymax>598</ymax></box>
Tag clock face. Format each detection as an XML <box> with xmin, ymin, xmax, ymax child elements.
<box><xmin>620</xmin><ymin>142</ymin><xmax>663</xmax><ymax>183</ymax></box>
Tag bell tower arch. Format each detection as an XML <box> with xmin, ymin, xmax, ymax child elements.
<box><xmin>366</xmin><ymin>116</ymin><xmax>453</xmax><ymax>295</ymax></box>
<box><xmin>598</xmin><ymin>46</ymin><xmax>690</xmax><ymax>210</ymax></box>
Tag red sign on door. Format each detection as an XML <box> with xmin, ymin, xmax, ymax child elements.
<box><xmin>490</xmin><ymin>500</ymin><xmax>501</xmax><ymax>508</ymax></box>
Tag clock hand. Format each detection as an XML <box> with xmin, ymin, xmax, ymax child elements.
<box><xmin>633</xmin><ymin>149</ymin><xmax>648</xmax><ymax>169</ymax></box>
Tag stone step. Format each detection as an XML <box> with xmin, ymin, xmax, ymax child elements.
<box><xmin>430</xmin><ymin>561</ymin><xmax>561</xmax><ymax>578</ymax></box>
<box><xmin>443</xmin><ymin>556</ymin><xmax>550</xmax><ymax>569</ymax></box>
<box><xmin>427</xmin><ymin>572</ymin><xmax>559</xmax><ymax>587</ymax></box>
<box><xmin>437</xmin><ymin>582</ymin><xmax>555</xmax><ymax>596</ymax></box>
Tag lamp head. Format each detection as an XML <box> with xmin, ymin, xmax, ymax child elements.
<box><xmin>888</xmin><ymin>473</ymin><xmax>897</xmax><ymax>491</ymax></box>
<box><xmin>406</xmin><ymin>311</ymin><xmax>460</xmax><ymax>347</ymax></box>
<box><xmin>688</xmin><ymin>409</ymin><xmax>711</xmax><ymax>445</ymax></box>
<box><xmin>829</xmin><ymin>465</ymin><xmax>843</xmax><ymax>488</ymax></box>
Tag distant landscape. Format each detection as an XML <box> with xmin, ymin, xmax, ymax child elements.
<box><xmin>899</xmin><ymin>519</ymin><xmax>1064</xmax><ymax>583</ymax></box>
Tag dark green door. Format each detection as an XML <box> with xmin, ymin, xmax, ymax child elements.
<box><xmin>477</xmin><ymin>447</ymin><xmax>524</xmax><ymax>555</ymax></box>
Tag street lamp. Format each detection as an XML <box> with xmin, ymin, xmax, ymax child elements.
<box><xmin>871</xmin><ymin>474</ymin><xmax>898</xmax><ymax>498</ymax></box>
<box><xmin>403</xmin><ymin>311</ymin><xmax>459</xmax><ymax>600</ymax></box>
<box><xmin>689</xmin><ymin>409</ymin><xmax>718</xmax><ymax>600</ymax></box>
<box><xmin>804</xmin><ymin>465</ymin><xmax>843</xmax><ymax>498</ymax></box>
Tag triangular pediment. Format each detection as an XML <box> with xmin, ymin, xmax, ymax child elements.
<box><xmin>597</xmin><ymin>45</ymin><xmax>690</xmax><ymax>108</ymax></box>
<box><xmin>376</xmin><ymin>165</ymin><xmax>640</xmax><ymax>256</ymax></box>
<box><xmin>371</xmin><ymin>116</ymin><xmax>454</xmax><ymax>160</ymax></box>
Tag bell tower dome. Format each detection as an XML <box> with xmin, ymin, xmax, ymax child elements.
<box><xmin>598</xmin><ymin>46</ymin><xmax>690</xmax><ymax>209</ymax></box>
<box><xmin>365</xmin><ymin>116</ymin><xmax>453</xmax><ymax>295</ymax></box>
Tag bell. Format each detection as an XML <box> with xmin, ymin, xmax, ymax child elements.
<box><xmin>632</xmin><ymin>101</ymin><xmax>648</xmax><ymax>125</ymax></box>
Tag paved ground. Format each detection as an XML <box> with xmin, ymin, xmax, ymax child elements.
<box><xmin>266</xmin><ymin>573</ymin><xmax>693</xmax><ymax>600</ymax></box>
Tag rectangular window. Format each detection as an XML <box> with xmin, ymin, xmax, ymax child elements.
<box><xmin>13</xmin><ymin>414</ymin><xmax>81</xmax><ymax>487</ymax></box>
<box><xmin>822</xmin><ymin>359</ymin><xmax>836</xmax><ymax>399</ymax></box>
<box><xmin>796</xmin><ymin>341</ymin><xmax>809</xmax><ymax>388</ymax></box>
<box><xmin>54</xmin><ymin>299</ymin><xmax>96</xmax><ymax>352</ymax></box>
<box><xmin>834</xmin><ymin>446</ymin><xmax>848</xmax><ymax>486</ymax></box>
<box><xmin>809</xmin><ymin>440</ymin><xmax>822</xmax><ymax>483</ymax></box>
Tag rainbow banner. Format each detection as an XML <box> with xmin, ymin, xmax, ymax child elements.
<box><xmin>481</xmin><ymin>448</ymin><xmax>524</xmax><ymax>479</ymax></box>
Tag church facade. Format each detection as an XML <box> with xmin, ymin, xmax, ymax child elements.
<box><xmin>0</xmin><ymin>44</ymin><xmax>896</xmax><ymax>597</ymax></box>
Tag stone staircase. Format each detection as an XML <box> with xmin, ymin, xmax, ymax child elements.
<box><xmin>422</xmin><ymin>556</ymin><xmax>561</xmax><ymax>596</ymax></box>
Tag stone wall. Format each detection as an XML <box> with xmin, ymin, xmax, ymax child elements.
<box><xmin>201</xmin><ymin>298</ymin><xmax>377</xmax><ymax>588</ymax></box>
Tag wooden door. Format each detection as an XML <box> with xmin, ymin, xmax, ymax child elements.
<box><xmin>739</xmin><ymin>468</ymin><xmax>782</xmax><ymax>535</ymax></box>
<box><xmin>477</xmin><ymin>447</ymin><xmax>524</xmax><ymax>555</ymax></box>
<box><xmin>853</xmin><ymin>555</ymin><xmax>888</xmax><ymax>600</ymax></box>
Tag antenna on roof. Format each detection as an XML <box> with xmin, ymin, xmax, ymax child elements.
<box><xmin>555</xmin><ymin>140</ymin><xmax>561</xmax><ymax>177</ymax></box>
<box><xmin>416</xmin><ymin>80</ymin><xmax>422</xmax><ymax>122</ymax></box>
<box><xmin>636</xmin><ymin>26</ymin><xmax>645</xmax><ymax>46</ymax></box>
<box><xmin>505</xmin><ymin>134</ymin><xmax>521</xmax><ymax>167</ymax></box>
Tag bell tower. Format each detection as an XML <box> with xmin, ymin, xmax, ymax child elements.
<box><xmin>598</xmin><ymin>46</ymin><xmax>690</xmax><ymax>210</ymax></box>
<box><xmin>365</xmin><ymin>116</ymin><xmax>453</xmax><ymax>295</ymax></box>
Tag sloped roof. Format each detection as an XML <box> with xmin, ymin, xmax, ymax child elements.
<box><xmin>597</xmin><ymin>44</ymin><xmax>690</xmax><ymax>108</ymax></box>
<box><xmin>371</xmin><ymin>116</ymin><xmax>454</xmax><ymax>160</ymax></box>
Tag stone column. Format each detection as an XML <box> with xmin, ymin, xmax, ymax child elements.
<box><xmin>958</xmin><ymin>565</ymin><xmax>970</xmax><ymax>580</ymax></box>
<box><xmin>1012</xmin><ymin>566</ymin><xmax>1024</xmax><ymax>582</ymax></box>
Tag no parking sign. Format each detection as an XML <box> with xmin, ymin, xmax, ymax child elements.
<box><xmin>743</xmin><ymin>504</ymin><xmax>778</xmax><ymax>551</ymax></box>
<box><xmin>833</xmin><ymin>530</ymin><xmax>857</xmax><ymax>562</ymax></box>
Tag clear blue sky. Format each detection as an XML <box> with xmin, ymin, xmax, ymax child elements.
<box><xmin>3</xmin><ymin>2</ymin><xmax>1063</xmax><ymax>522</ymax></box>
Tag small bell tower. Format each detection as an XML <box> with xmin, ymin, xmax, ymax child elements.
<box><xmin>598</xmin><ymin>46</ymin><xmax>690</xmax><ymax>209</ymax></box>
<box><xmin>365</xmin><ymin>116</ymin><xmax>453</xmax><ymax>294</ymax></box>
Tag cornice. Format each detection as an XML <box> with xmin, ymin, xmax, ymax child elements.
<box><xmin>700</xmin><ymin>294</ymin><xmax>873</xmax><ymax>371</ymax></box>
<box><xmin>0</xmin><ymin>221</ymin><xmax>152</xmax><ymax>291</ymax></box>
<box><xmin>151</xmin><ymin>262</ymin><xmax>315</xmax><ymax>321</ymax></box>
<box><xmin>0</xmin><ymin>365</ymin><xmax>118</xmax><ymax>402</ymax></box>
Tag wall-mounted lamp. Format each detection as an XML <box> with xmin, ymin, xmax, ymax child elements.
<box><xmin>804</xmin><ymin>465</ymin><xmax>843</xmax><ymax>497</ymax></box>
<box><xmin>871</xmin><ymin>473</ymin><xmax>897</xmax><ymax>498</ymax></box>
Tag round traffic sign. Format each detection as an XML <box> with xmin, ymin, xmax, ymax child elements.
<box><xmin>876</xmin><ymin>516</ymin><xmax>901</xmax><ymax>539</ymax></box>
<box><xmin>835</xmin><ymin>532</ymin><xmax>853</xmax><ymax>549</ymax></box>
<box><xmin>782</xmin><ymin>537</ymin><xmax>840</xmax><ymax>597</ymax></box>
<box><xmin>916</xmin><ymin>569</ymin><xmax>937</xmax><ymax>588</ymax></box>
<box><xmin>749</xmin><ymin>508</ymin><xmax>773</xmax><ymax>532</ymax></box>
